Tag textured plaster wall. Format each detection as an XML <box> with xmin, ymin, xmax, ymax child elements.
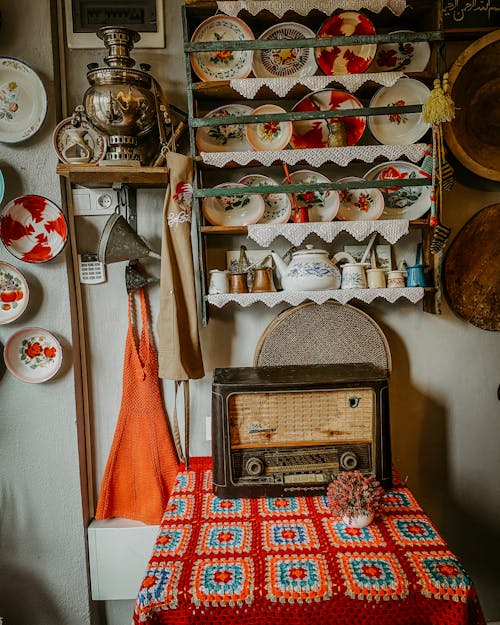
<box><xmin>0</xmin><ymin>1</ymin><xmax>93</xmax><ymax>624</ymax></box>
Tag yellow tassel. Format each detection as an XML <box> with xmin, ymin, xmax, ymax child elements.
<box><xmin>422</xmin><ymin>74</ymin><xmax>455</xmax><ymax>124</ymax></box>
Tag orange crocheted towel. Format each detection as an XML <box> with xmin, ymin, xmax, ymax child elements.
<box><xmin>95</xmin><ymin>288</ymin><xmax>179</xmax><ymax>524</ymax></box>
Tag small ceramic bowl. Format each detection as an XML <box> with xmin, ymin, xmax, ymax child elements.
<box><xmin>245</xmin><ymin>104</ymin><xmax>292</xmax><ymax>151</ymax></box>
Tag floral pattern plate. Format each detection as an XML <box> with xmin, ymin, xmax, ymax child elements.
<box><xmin>368</xmin><ymin>78</ymin><xmax>431</xmax><ymax>145</ymax></box>
<box><xmin>291</xmin><ymin>89</ymin><xmax>366</xmax><ymax>148</ymax></box>
<box><xmin>364</xmin><ymin>160</ymin><xmax>432</xmax><ymax>220</ymax></box>
<box><xmin>53</xmin><ymin>117</ymin><xmax>107</xmax><ymax>164</ymax></box>
<box><xmin>0</xmin><ymin>57</ymin><xmax>47</xmax><ymax>143</ymax></box>
<box><xmin>253</xmin><ymin>22</ymin><xmax>317</xmax><ymax>78</ymax></box>
<box><xmin>315</xmin><ymin>11</ymin><xmax>377</xmax><ymax>75</ymax></box>
<box><xmin>202</xmin><ymin>182</ymin><xmax>265</xmax><ymax>227</ymax></box>
<box><xmin>0</xmin><ymin>261</ymin><xmax>29</xmax><ymax>324</ymax></box>
<box><xmin>4</xmin><ymin>327</ymin><xmax>63</xmax><ymax>383</ymax></box>
<box><xmin>283</xmin><ymin>170</ymin><xmax>339</xmax><ymax>222</ymax></box>
<box><xmin>238</xmin><ymin>174</ymin><xmax>292</xmax><ymax>224</ymax></box>
<box><xmin>0</xmin><ymin>195</ymin><xmax>68</xmax><ymax>263</ymax></box>
<box><xmin>336</xmin><ymin>176</ymin><xmax>385</xmax><ymax>221</ymax></box>
<box><xmin>246</xmin><ymin>104</ymin><xmax>292</xmax><ymax>151</ymax></box>
<box><xmin>196</xmin><ymin>104</ymin><xmax>253</xmax><ymax>153</ymax></box>
<box><xmin>369</xmin><ymin>30</ymin><xmax>431</xmax><ymax>73</ymax></box>
<box><xmin>190</xmin><ymin>15</ymin><xmax>255</xmax><ymax>82</ymax></box>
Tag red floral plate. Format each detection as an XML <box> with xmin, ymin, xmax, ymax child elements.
<box><xmin>4</xmin><ymin>326</ymin><xmax>63</xmax><ymax>383</ymax></box>
<box><xmin>282</xmin><ymin>170</ymin><xmax>339</xmax><ymax>222</ymax></box>
<box><xmin>0</xmin><ymin>195</ymin><xmax>68</xmax><ymax>263</ymax></box>
<box><xmin>315</xmin><ymin>11</ymin><xmax>377</xmax><ymax>75</ymax></box>
<box><xmin>336</xmin><ymin>176</ymin><xmax>384</xmax><ymax>221</ymax></box>
<box><xmin>290</xmin><ymin>89</ymin><xmax>366</xmax><ymax>148</ymax></box>
<box><xmin>246</xmin><ymin>104</ymin><xmax>292</xmax><ymax>151</ymax></box>
<box><xmin>0</xmin><ymin>260</ymin><xmax>29</xmax><ymax>324</ymax></box>
<box><xmin>369</xmin><ymin>30</ymin><xmax>431</xmax><ymax>73</ymax></box>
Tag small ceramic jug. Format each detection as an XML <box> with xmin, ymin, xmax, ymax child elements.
<box><xmin>251</xmin><ymin>267</ymin><xmax>276</xmax><ymax>293</ymax></box>
<box><xmin>208</xmin><ymin>269</ymin><xmax>229</xmax><ymax>294</ymax></box>
<box><xmin>366</xmin><ymin>268</ymin><xmax>386</xmax><ymax>288</ymax></box>
<box><xmin>341</xmin><ymin>263</ymin><xmax>369</xmax><ymax>289</ymax></box>
<box><xmin>387</xmin><ymin>270</ymin><xmax>406</xmax><ymax>288</ymax></box>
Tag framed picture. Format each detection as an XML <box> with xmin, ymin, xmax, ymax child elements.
<box><xmin>343</xmin><ymin>245</ymin><xmax>392</xmax><ymax>271</ymax></box>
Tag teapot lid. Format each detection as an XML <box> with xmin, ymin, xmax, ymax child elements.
<box><xmin>293</xmin><ymin>244</ymin><xmax>329</xmax><ymax>256</ymax></box>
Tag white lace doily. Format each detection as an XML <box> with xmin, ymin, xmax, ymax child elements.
<box><xmin>247</xmin><ymin>220</ymin><xmax>409</xmax><ymax>246</ymax></box>
<box><xmin>200</xmin><ymin>144</ymin><xmax>427</xmax><ymax>168</ymax></box>
<box><xmin>229</xmin><ymin>73</ymin><xmax>405</xmax><ymax>99</ymax></box>
<box><xmin>217</xmin><ymin>0</ymin><xmax>407</xmax><ymax>18</ymax></box>
<box><xmin>207</xmin><ymin>287</ymin><xmax>424</xmax><ymax>308</ymax></box>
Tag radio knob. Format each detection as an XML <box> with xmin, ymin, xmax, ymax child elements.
<box><xmin>340</xmin><ymin>451</ymin><xmax>358</xmax><ymax>471</ymax></box>
<box><xmin>245</xmin><ymin>457</ymin><xmax>264</xmax><ymax>476</ymax></box>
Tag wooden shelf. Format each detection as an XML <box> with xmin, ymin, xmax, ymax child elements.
<box><xmin>56</xmin><ymin>163</ymin><xmax>169</xmax><ymax>187</ymax></box>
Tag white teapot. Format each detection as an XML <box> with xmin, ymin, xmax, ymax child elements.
<box><xmin>271</xmin><ymin>245</ymin><xmax>342</xmax><ymax>291</ymax></box>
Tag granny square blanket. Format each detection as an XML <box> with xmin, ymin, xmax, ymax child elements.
<box><xmin>133</xmin><ymin>458</ymin><xmax>486</xmax><ymax>625</ymax></box>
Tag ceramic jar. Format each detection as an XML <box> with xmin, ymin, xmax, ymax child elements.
<box><xmin>342</xmin><ymin>511</ymin><xmax>374</xmax><ymax>528</ymax></box>
<box><xmin>366</xmin><ymin>268</ymin><xmax>386</xmax><ymax>288</ymax></box>
<box><xmin>387</xmin><ymin>270</ymin><xmax>406</xmax><ymax>288</ymax></box>
<box><xmin>340</xmin><ymin>263</ymin><xmax>369</xmax><ymax>289</ymax></box>
<box><xmin>208</xmin><ymin>269</ymin><xmax>229</xmax><ymax>294</ymax></box>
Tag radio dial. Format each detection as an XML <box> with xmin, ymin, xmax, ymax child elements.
<box><xmin>245</xmin><ymin>457</ymin><xmax>265</xmax><ymax>476</ymax></box>
<box><xmin>340</xmin><ymin>451</ymin><xmax>358</xmax><ymax>471</ymax></box>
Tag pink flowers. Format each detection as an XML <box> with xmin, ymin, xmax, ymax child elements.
<box><xmin>327</xmin><ymin>470</ymin><xmax>384</xmax><ymax>520</ymax></box>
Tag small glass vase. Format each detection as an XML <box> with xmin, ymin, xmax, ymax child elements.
<box><xmin>342</xmin><ymin>511</ymin><xmax>374</xmax><ymax>528</ymax></box>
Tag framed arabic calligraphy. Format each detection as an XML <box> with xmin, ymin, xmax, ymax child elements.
<box><xmin>443</xmin><ymin>0</ymin><xmax>499</xmax><ymax>30</ymax></box>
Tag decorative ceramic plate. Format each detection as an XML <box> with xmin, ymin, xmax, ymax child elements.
<box><xmin>368</xmin><ymin>78</ymin><xmax>431</xmax><ymax>145</ymax></box>
<box><xmin>283</xmin><ymin>170</ymin><xmax>339</xmax><ymax>222</ymax></box>
<box><xmin>0</xmin><ymin>57</ymin><xmax>47</xmax><ymax>143</ymax></box>
<box><xmin>246</xmin><ymin>104</ymin><xmax>292</xmax><ymax>151</ymax></box>
<box><xmin>196</xmin><ymin>104</ymin><xmax>253</xmax><ymax>153</ymax></box>
<box><xmin>253</xmin><ymin>22</ymin><xmax>317</xmax><ymax>78</ymax></box>
<box><xmin>4</xmin><ymin>326</ymin><xmax>63</xmax><ymax>383</ymax></box>
<box><xmin>238</xmin><ymin>174</ymin><xmax>292</xmax><ymax>224</ymax></box>
<box><xmin>190</xmin><ymin>15</ymin><xmax>255</xmax><ymax>82</ymax></box>
<box><xmin>53</xmin><ymin>117</ymin><xmax>107</xmax><ymax>164</ymax></box>
<box><xmin>369</xmin><ymin>31</ymin><xmax>431</xmax><ymax>72</ymax></box>
<box><xmin>202</xmin><ymin>183</ymin><xmax>265</xmax><ymax>226</ymax></box>
<box><xmin>0</xmin><ymin>168</ymin><xmax>4</xmax><ymax>204</ymax></box>
<box><xmin>0</xmin><ymin>195</ymin><xmax>68</xmax><ymax>263</ymax></box>
<box><xmin>0</xmin><ymin>261</ymin><xmax>29</xmax><ymax>324</ymax></box>
<box><xmin>290</xmin><ymin>89</ymin><xmax>366</xmax><ymax>148</ymax></box>
<box><xmin>315</xmin><ymin>11</ymin><xmax>377</xmax><ymax>75</ymax></box>
<box><xmin>336</xmin><ymin>176</ymin><xmax>385</xmax><ymax>221</ymax></box>
<box><xmin>364</xmin><ymin>160</ymin><xmax>432</xmax><ymax>220</ymax></box>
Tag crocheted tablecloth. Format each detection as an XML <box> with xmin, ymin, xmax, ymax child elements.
<box><xmin>133</xmin><ymin>458</ymin><xmax>486</xmax><ymax>625</ymax></box>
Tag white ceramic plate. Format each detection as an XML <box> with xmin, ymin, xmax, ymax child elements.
<box><xmin>0</xmin><ymin>261</ymin><xmax>29</xmax><ymax>325</ymax></box>
<box><xmin>336</xmin><ymin>176</ymin><xmax>385</xmax><ymax>221</ymax></box>
<box><xmin>196</xmin><ymin>104</ymin><xmax>253</xmax><ymax>153</ymax></box>
<box><xmin>238</xmin><ymin>174</ymin><xmax>292</xmax><ymax>224</ymax></box>
<box><xmin>368</xmin><ymin>78</ymin><xmax>431</xmax><ymax>145</ymax></box>
<box><xmin>0</xmin><ymin>168</ymin><xmax>4</xmax><ymax>204</ymax></box>
<box><xmin>202</xmin><ymin>183</ymin><xmax>265</xmax><ymax>226</ymax></box>
<box><xmin>53</xmin><ymin>117</ymin><xmax>107</xmax><ymax>164</ymax></box>
<box><xmin>364</xmin><ymin>160</ymin><xmax>432</xmax><ymax>220</ymax></box>
<box><xmin>190</xmin><ymin>15</ymin><xmax>255</xmax><ymax>81</ymax></box>
<box><xmin>0</xmin><ymin>57</ymin><xmax>47</xmax><ymax>143</ymax></box>
<box><xmin>369</xmin><ymin>31</ymin><xmax>431</xmax><ymax>73</ymax></box>
<box><xmin>284</xmin><ymin>170</ymin><xmax>339</xmax><ymax>222</ymax></box>
<box><xmin>253</xmin><ymin>22</ymin><xmax>317</xmax><ymax>78</ymax></box>
<box><xmin>315</xmin><ymin>11</ymin><xmax>377</xmax><ymax>75</ymax></box>
<box><xmin>4</xmin><ymin>327</ymin><xmax>63</xmax><ymax>383</ymax></box>
<box><xmin>0</xmin><ymin>195</ymin><xmax>68</xmax><ymax>263</ymax></box>
<box><xmin>246</xmin><ymin>104</ymin><xmax>292</xmax><ymax>151</ymax></box>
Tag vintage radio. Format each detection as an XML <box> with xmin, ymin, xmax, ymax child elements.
<box><xmin>212</xmin><ymin>363</ymin><xmax>392</xmax><ymax>498</ymax></box>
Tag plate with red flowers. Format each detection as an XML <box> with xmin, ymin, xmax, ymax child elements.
<box><xmin>4</xmin><ymin>327</ymin><xmax>62</xmax><ymax>383</ymax></box>
<box><xmin>0</xmin><ymin>195</ymin><xmax>68</xmax><ymax>263</ymax></box>
<box><xmin>190</xmin><ymin>15</ymin><xmax>255</xmax><ymax>82</ymax></box>
<box><xmin>202</xmin><ymin>183</ymin><xmax>265</xmax><ymax>227</ymax></box>
<box><xmin>282</xmin><ymin>170</ymin><xmax>339</xmax><ymax>222</ymax></box>
<box><xmin>336</xmin><ymin>176</ymin><xmax>384</xmax><ymax>221</ymax></box>
<box><xmin>0</xmin><ymin>261</ymin><xmax>29</xmax><ymax>324</ymax></box>
<box><xmin>364</xmin><ymin>160</ymin><xmax>432</xmax><ymax>220</ymax></box>
<box><xmin>290</xmin><ymin>89</ymin><xmax>366</xmax><ymax>148</ymax></box>
<box><xmin>245</xmin><ymin>104</ymin><xmax>292</xmax><ymax>151</ymax></box>
<box><xmin>315</xmin><ymin>11</ymin><xmax>377</xmax><ymax>75</ymax></box>
<box><xmin>369</xmin><ymin>31</ymin><xmax>431</xmax><ymax>73</ymax></box>
<box><xmin>238</xmin><ymin>174</ymin><xmax>292</xmax><ymax>224</ymax></box>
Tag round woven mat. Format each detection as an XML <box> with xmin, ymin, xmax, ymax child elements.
<box><xmin>254</xmin><ymin>302</ymin><xmax>392</xmax><ymax>374</ymax></box>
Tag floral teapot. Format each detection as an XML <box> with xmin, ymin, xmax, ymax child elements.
<box><xmin>271</xmin><ymin>245</ymin><xmax>343</xmax><ymax>291</ymax></box>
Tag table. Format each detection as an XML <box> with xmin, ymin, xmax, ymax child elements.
<box><xmin>133</xmin><ymin>458</ymin><xmax>486</xmax><ymax>625</ymax></box>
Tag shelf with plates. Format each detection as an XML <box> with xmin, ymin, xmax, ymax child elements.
<box><xmin>182</xmin><ymin>0</ymin><xmax>442</xmax><ymax>323</ymax></box>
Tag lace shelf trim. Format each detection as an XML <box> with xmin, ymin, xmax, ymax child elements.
<box><xmin>207</xmin><ymin>287</ymin><xmax>425</xmax><ymax>308</ymax></box>
<box><xmin>200</xmin><ymin>144</ymin><xmax>427</xmax><ymax>168</ymax></box>
<box><xmin>247</xmin><ymin>219</ymin><xmax>410</xmax><ymax>246</ymax></box>
<box><xmin>216</xmin><ymin>0</ymin><xmax>407</xmax><ymax>18</ymax></box>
